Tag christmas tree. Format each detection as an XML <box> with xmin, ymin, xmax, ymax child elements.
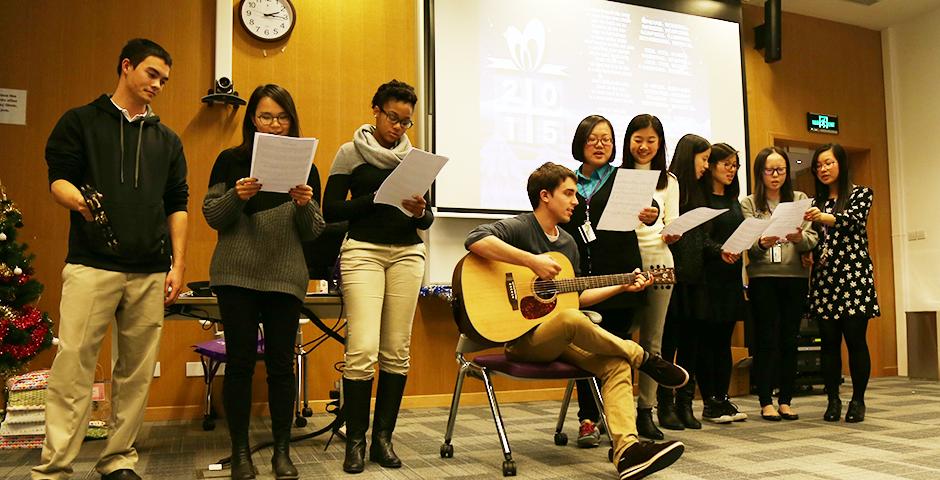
<box><xmin>0</xmin><ymin>181</ymin><xmax>54</xmax><ymax>379</ymax></box>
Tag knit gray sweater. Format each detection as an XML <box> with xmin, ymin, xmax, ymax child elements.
<box><xmin>204</xmin><ymin>182</ymin><xmax>325</xmax><ymax>300</ymax></box>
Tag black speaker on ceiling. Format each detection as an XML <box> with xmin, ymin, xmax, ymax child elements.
<box><xmin>754</xmin><ymin>0</ymin><xmax>782</xmax><ymax>63</ymax></box>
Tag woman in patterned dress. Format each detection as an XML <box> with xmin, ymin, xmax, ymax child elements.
<box><xmin>804</xmin><ymin>143</ymin><xmax>880</xmax><ymax>423</ymax></box>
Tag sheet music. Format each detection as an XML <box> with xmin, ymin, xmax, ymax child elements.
<box><xmin>374</xmin><ymin>148</ymin><xmax>449</xmax><ymax>216</ymax></box>
<box><xmin>249</xmin><ymin>132</ymin><xmax>318</xmax><ymax>193</ymax></box>
<box><xmin>761</xmin><ymin>198</ymin><xmax>813</xmax><ymax>239</ymax></box>
<box><xmin>596</xmin><ymin>169</ymin><xmax>660</xmax><ymax>232</ymax></box>
<box><xmin>722</xmin><ymin>217</ymin><xmax>771</xmax><ymax>254</ymax></box>
<box><xmin>660</xmin><ymin>207</ymin><xmax>727</xmax><ymax>236</ymax></box>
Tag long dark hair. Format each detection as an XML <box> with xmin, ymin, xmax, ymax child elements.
<box><xmin>752</xmin><ymin>146</ymin><xmax>794</xmax><ymax>213</ymax></box>
<box><xmin>621</xmin><ymin>114</ymin><xmax>668</xmax><ymax>189</ymax></box>
<box><xmin>812</xmin><ymin>143</ymin><xmax>852</xmax><ymax>213</ymax></box>
<box><xmin>669</xmin><ymin>133</ymin><xmax>710</xmax><ymax>212</ymax></box>
<box><xmin>571</xmin><ymin>115</ymin><xmax>617</xmax><ymax>164</ymax></box>
<box><xmin>237</xmin><ymin>84</ymin><xmax>301</xmax><ymax>153</ymax></box>
<box><xmin>707</xmin><ymin>143</ymin><xmax>741</xmax><ymax>198</ymax></box>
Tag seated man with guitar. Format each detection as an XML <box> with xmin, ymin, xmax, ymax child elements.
<box><xmin>459</xmin><ymin>162</ymin><xmax>686</xmax><ymax>480</ymax></box>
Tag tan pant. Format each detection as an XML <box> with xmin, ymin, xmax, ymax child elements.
<box><xmin>506</xmin><ymin>309</ymin><xmax>646</xmax><ymax>466</ymax></box>
<box><xmin>340</xmin><ymin>239</ymin><xmax>426</xmax><ymax>381</ymax></box>
<box><xmin>32</xmin><ymin>264</ymin><xmax>165</xmax><ymax>479</ymax></box>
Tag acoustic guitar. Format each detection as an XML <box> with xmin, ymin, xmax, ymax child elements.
<box><xmin>452</xmin><ymin>251</ymin><xmax>675</xmax><ymax>343</ymax></box>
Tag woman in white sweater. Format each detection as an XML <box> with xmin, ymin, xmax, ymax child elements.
<box><xmin>620</xmin><ymin>114</ymin><xmax>681</xmax><ymax>439</ymax></box>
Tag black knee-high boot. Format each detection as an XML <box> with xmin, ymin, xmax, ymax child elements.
<box><xmin>675</xmin><ymin>379</ymin><xmax>701</xmax><ymax>430</ymax></box>
<box><xmin>269</xmin><ymin>378</ymin><xmax>298</xmax><ymax>479</ymax></box>
<box><xmin>343</xmin><ymin>377</ymin><xmax>374</xmax><ymax>474</ymax></box>
<box><xmin>225</xmin><ymin>376</ymin><xmax>256</xmax><ymax>479</ymax></box>
<box><xmin>369</xmin><ymin>372</ymin><xmax>407</xmax><ymax>468</ymax></box>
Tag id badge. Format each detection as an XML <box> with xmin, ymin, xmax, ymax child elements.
<box><xmin>770</xmin><ymin>243</ymin><xmax>783</xmax><ymax>263</ymax></box>
<box><xmin>579</xmin><ymin>220</ymin><xmax>597</xmax><ymax>243</ymax></box>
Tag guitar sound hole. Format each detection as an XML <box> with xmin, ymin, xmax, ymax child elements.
<box><xmin>532</xmin><ymin>278</ymin><xmax>557</xmax><ymax>301</ymax></box>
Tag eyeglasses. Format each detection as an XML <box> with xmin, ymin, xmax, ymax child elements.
<box><xmin>817</xmin><ymin>160</ymin><xmax>838</xmax><ymax>170</ymax></box>
<box><xmin>718</xmin><ymin>161</ymin><xmax>740</xmax><ymax>171</ymax></box>
<box><xmin>763</xmin><ymin>167</ymin><xmax>786</xmax><ymax>176</ymax></box>
<box><xmin>587</xmin><ymin>136</ymin><xmax>613</xmax><ymax>146</ymax></box>
<box><xmin>256</xmin><ymin>113</ymin><xmax>291</xmax><ymax>125</ymax></box>
<box><xmin>379</xmin><ymin>108</ymin><xmax>414</xmax><ymax>129</ymax></box>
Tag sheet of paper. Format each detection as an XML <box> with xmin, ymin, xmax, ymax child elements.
<box><xmin>0</xmin><ymin>88</ymin><xmax>27</xmax><ymax>125</ymax></box>
<box><xmin>722</xmin><ymin>217</ymin><xmax>772</xmax><ymax>254</ymax></box>
<box><xmin>596</xmin><ymin>169</ymin><xmax>660</xmax><ymax>232</ymax></box>
<box><xmin>374</xmin><ymin>148</ymin><xmax>449</xmax><ymax>216</ymax></box>
<box><xmin>761</xmin><ymin>198</ymin><xmax>813</xmax><ymax>239</ymax></box>
<box><xmin>661</xmin><ymin>207</ymin><xmax>727</xmax><ymax>236</ymax></box>
<box><xmin>249</xmin><ymin>132</ymin><xmax>318</xmax><ymax>193</ymax></box>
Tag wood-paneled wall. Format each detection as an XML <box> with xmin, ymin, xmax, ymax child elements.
<box><xmin>0</xmin><ymin>2</ymin><xmax>896</xmax><ymax>419</ymax></box>
<box><xmin>742</xmin><ymin>5</ymin><xmax>896</xmax><ymax>376</ymax></box>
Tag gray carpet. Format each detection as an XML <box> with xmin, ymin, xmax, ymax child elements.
<box><xmin>3</xmin><ymin>377</ymin><xmax>940</xmax><ymax>479</ymax></box>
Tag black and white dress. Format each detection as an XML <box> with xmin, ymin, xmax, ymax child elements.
<box><xmin>808</xmin><ymin>186</ymin><xmax>880</xmax><ymax>321</ymax></box>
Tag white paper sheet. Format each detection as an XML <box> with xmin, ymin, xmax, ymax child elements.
<box><xmin>760</xmin><ymin>198</ymin><xmax>813</xmax><ymax>240</ymax></box>
<box><xmin>596</xmin><ymin>170</ymin><xmax>660</xmax><ymax>232</ymax></box>
<box><xmin>374</xmin><ymin>148</ymin><xmax>449</xmax><ymax>216</ymax></box>
<box><xmin>722</xmin><ymin>217</ymin><xmax>772</xmax><ymax>254</ymax></box>
<box><xmin>660</xmin><ymin>207</ymin><xmax>728</xmax><ymax>236</ymax></box>
<box><xmin>249</xmin><ymin>132</ymin><xmax>318</xmax><ymax>193</ymax></box>
<box><xmin>0</xmin><ymin>88</ymin><xmax>27</xmax><ymax>125</ymax></box>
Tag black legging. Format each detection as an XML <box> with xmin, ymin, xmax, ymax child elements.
<box><xmin>749</xmin><ymin>277</ymin><xmax>807</xmax><ymax>407</ymax></box>
<box><xmin>696</xmin><ymin>321</ymin><xmax>737</xmax><ymax>401</ymax></box>
<box><xmin>660</xmin><ymin>284</ymin><xmax>703</xmax><ymax>384</ymax></box>
<box><xmin>819</xmin><ymin>314</ymin><xmax>871</xmax><ymax>402</ymax></box>
<box><xmin>216</xmin><ymin>286</ymin><xmax>301</xmax><ymax>437</ymax></box>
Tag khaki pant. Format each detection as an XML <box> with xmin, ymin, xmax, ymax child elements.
<box><xmin>340</xmin><ymin>239</ymin><xmax>426</xmax><ymax>381</ymax></box>
<box><xmin>32</xmin><ymin>264</ymin><xmax>165</xmax><ymax>479</ymax></box>
<box><xmin>506</xmin><ymin>309</ymin><xmax>645</xmax><ymax>466</ymax></box>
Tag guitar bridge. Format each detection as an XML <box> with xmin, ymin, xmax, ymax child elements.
<box><xmin>505</xmin><ymin>273</ymin><xmax>519</xmax><ymax>311</ymax></box>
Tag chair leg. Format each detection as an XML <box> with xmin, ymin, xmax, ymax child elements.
<box><xmin>589</xmin><ymin>377</ymin><xmax>613</xmax><ymax>446</ymax></box>
<box><xmin>442</xmin><ymin>365</ymin><xmax>469</xmax><ymax>448</ymax></box>
<box><xmin>480</xmin><ymin>368</ymin><xmax>513</xmax><ymax>462</ymax></box>
<box><xmin>555</xmin><ymin>380</ymin><xmax>575</xmax><ymax>436</ymax></box>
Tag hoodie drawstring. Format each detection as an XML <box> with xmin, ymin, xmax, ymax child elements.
<box><xmin>119</xmin><ymin>120</ymin><xmax>125</xmax><ymax>185</ymax></box>
<box><xmin>118</xmin><ymin>116</ymin><xmax>145</xmax><ymax>188</ymax></box>
<box><xmin>135</xmin><ymin>120</ymin><xmax>143</xmax><ymax>188</ymax></box>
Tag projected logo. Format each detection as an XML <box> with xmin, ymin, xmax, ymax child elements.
<box><xmin>486</xmin><ymin>20</ymin><xmax>566</xmax><ymax>75</ymax></box>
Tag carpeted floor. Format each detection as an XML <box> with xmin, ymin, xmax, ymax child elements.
<box><xmin>3</xmin><ymin>377</ymin><xmax>940</xmax><ymax>479</ymax></box>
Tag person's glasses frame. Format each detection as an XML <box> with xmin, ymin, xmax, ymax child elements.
<box><xmin>256</xmin><ymin>113</ymin><xmax>292</xmax><ymax>126</ymax></box>
<box><xmin>379</xmin><ymin>107</ymin><xmax>415</xmax><ymax>129</ymax></box>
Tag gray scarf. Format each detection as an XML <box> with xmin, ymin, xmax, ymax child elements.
<box><xmin>352</xmin><ymin>124</ymin><xmax>412</xmax><ymax>169</ymax></box>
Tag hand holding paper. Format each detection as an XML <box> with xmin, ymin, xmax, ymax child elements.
<box><xmin>374</xmin><ymin>148</ymin><xmax>449</xmax><ymax>216</ymax></box>
<box><xmin>597</xmin><ymin>170</ymin><xmax>660</xmax><ymax>232</ymax></box>
<box><xmin>249</xmin><ymin>133</ymin><xmax>318</xmax><ymax>193</ymax></box>
<box><xmin>761</xmin><ymin>198</ymin><xmax>812</xmax><ymax>239</ymax></box>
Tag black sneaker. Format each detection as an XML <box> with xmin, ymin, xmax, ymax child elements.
<box><xmin>719</xmin><ymin>396</ymin><xmax>748</xmax><ymax>422</ymax></box>
<box><xmin>616</xmin><ymin>440</ymin><xmax>684</xmax><ymax>480</ymax></box>
<box><xmin>638</xmin><ymin>354</ymin><xmax>689</xmax><ymax>389</ymax></box>
<box><xmin>702</xmin><ymin>397</ymin><xmax>733</xmax><ymax>424</ymax></box>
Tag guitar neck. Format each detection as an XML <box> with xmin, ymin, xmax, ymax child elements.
<box><xmin>551</xmin><ymin>273</ymin><xmax>637</xmax><ymax>293</ymax></box>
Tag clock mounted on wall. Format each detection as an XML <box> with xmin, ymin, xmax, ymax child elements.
<box><xmin>238</xmin><ymin>0</ymin><xmax>296</xmax><ymax>42</ymax></box>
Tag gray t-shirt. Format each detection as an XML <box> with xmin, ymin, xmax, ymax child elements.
<box><xmin>465</xmin><ymin>212</ymin><xmax>581</xmax><ymax>275</ymax></box>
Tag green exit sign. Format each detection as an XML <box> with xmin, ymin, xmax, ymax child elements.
<box><xmin>807</xmin><ymin>112</ymin><xmax>839</xmax><ymax>134</ymax></box>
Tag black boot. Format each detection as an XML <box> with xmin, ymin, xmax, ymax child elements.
<box><xmin>824</xmin><ymin>396</ymin><xmax>842</xmax><ymax>422</ymax></box>
<box><xmin>675</xmin><ymin>380</ymin><xmax>701</xmax><ymax>429</ymax></box>
<box><xmin>845</xmin><ymin>400</ymin><xmax>866</xmax><ymax>423</ymax></box>
<box><xmin>656</xmin><ymin>387</ymin><xmax>685</xmax><ymax>431</ymax></box>
<box><xmin>636</xmin><ymin>408</ymin><xmax>664</xmax><ymax>440</ymax></box>
<box><xmin>224</xmin><ymin>365</ymin><xmax>256</xmax><ymax>479</ymax></box>
<box><xmin>369</xmin><ymin>372</ymin><xmax>407</xmax><ymax>468</ymax></box>
<box><xmin>343</xmin><ymin>377</ymin><xmax>374</xmax><ymax>474</ymax></box>
<box><xmin>269</xmin><ymin>383</ymin><xmax>299</xmax><ymax>479</ymax></box>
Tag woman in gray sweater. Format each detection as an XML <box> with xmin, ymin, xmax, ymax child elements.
<box><xmin>741</xmin><ymin>146</ymin><xmax>817</xmax><ymax>422</ymax></box>
<box><xmin>203</xmin><ymin>84</ymin><xmax>325</xmax><ymax>480</ymax></box>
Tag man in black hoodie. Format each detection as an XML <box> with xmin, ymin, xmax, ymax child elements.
<box><xmin>32</xmin><ymin>39</ymin><xmax>189</xmax><ymax>480</ymax></box>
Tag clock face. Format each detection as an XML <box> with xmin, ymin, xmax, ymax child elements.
<box><xmin>239</xmin><ymin>0</ymin><xmax>295</xmax><ymax>42</ymax></box>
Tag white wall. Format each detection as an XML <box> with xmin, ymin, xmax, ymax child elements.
<box><xmin>883</xmin><ymin>8</ymin><xmax>940</xmax><ymax>376</ymax></box>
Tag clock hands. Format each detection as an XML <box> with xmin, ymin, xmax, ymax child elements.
<box><xmin>263</xmin><ymin>7</ymin><xmax>288</xmax><ymax>20</ymax></box>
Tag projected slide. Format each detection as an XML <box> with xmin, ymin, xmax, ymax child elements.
<box><xmin>433</xmin><ymin>0</ymin><xmax>747</xmax><ymax>213</ymax></box>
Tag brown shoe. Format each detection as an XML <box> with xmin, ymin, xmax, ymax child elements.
<box><xmin>616</xmin><ymin>440</ymin><xmax>684</xmax><ymax>479</ymax></box>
